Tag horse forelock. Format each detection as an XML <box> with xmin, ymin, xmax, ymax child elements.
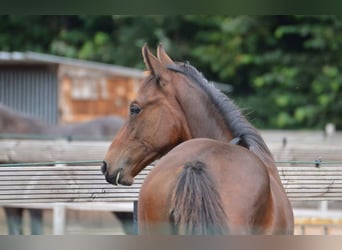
<box><xmin>167</xmin><ymin>63</ymin><xmax>273</xmax><ymax>164</ymax></box>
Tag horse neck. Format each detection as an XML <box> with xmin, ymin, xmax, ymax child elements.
<box><xmin>175</xmin><ymin>80</ymin><xmax>281</xmax><ymax>179</ymax></box>
<box><xmin>175</xmin><ymin>84</ymin><xmax>233</xmax><ymax>143</ymax></box>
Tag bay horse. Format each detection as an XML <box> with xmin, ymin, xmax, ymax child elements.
<box><xmin>102</xmin><ymin>44</ymin><xmax>294</xmax><ymax>234</ymax></box>
<box><xmin>0</xmin><ymin>104</ymin><xmax>133</xmax><ymax>234</ymax></box>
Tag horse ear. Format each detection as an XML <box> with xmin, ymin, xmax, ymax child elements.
<box><xmin>142</xmin><ymin>44</ymin><xmax>168</xmax><ymax>80</ymax></box>
<box><xmin>157</xmin><ymin>43</ymin><xmax>174</xmax><ymax>66</ymax></box>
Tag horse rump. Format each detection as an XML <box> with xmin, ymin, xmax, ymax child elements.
<box><xmin>169</xmin><ymin>160</ymin><xmax>229</xmax><ymax>235</ymax></box>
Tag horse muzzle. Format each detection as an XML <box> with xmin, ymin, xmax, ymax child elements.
<box><xmin>101</xmin><ymin>161</ymin><xmax>134</xmax><ymax>186</ymax></box>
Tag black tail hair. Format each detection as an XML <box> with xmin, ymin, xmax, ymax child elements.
<box><xmin>169</xmin><ymin>161</ymin><xmax>229</xmax><ymax>235</ymax></box>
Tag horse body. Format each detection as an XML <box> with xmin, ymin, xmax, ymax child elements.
<box><xmin>139</xmin><ymin>138</ymin><xmax>292</xmax><ymax>234</ymax></box>
<box><xmin>0</xmin><ymin>104</ymin><xmax>49</xmax><ymax>134</ymax></box>
<box><xmin>49</xmin><ymin>116</ymin><xmax>124</xmax><ymax>139</ymax></box>
<box><xmin>102</xmin><ymin>44</ymin><xmax>294</xmax><ymax>234</ymax></box>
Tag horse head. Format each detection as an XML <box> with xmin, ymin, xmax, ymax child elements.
<box><xmin>102</xmin><ymin>44</ymin><xmax>192</xmax><ymax>185</ymax></box>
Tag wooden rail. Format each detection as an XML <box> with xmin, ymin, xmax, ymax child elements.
<box><xmin>280</xmin><ymin>165</ymin><xmax>342</xmax><ymax>200</ymax></box>
<box><xmin>1</xmin><ymin>164</ymin><xmax>342</xmax><ymax>203</ymax></box>
<box><xmin>0</xmin><ymin>165</ymin><xmax>150</xmax><ymax>203</ymax></box>
<box><xmin>0</xmin><ymin>139</ymin><xmax>109</xmax><ymax>163</ymax></box>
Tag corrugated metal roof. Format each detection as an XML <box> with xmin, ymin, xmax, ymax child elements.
<box><xmin>0</xmin><ymin>51</ymin><xmax>144</xmax><ymax>78</ymax></box>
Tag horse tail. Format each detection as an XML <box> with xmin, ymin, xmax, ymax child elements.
<box><xmin>169</xmin><ymin>160</ymin><xmax>229</xmax><ymax>235</ymax></box>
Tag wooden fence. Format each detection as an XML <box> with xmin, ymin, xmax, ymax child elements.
<box><xmin>0</xmin><ymin>130</ymin><xmax>342</xmax><ymax>234</ymax></box>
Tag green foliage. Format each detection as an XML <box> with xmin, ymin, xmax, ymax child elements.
<box><xmin>249</xmin><ymin>15</ymin><xmax>342</xmax><ymax>129</ymax></box>
<box><xmin>0</xmin><ymin>15</ymin><xmax>341</xmax><ymax>129</ymax></box>
<box><xmin>192</xmin><ymin>15</ymin><xmax>342</xmax><ymax>129</ymax></box>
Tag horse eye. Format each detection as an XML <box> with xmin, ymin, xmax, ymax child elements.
<box><xmin>130</xmin><ymin>104</ymin><xmax>141</xmax><ymax>115</ymax></box>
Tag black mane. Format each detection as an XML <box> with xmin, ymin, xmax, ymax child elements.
<box><xmin>167</xmin><ymin>63</ymin><xmax>273</xmax><ymax>162</ymax></box>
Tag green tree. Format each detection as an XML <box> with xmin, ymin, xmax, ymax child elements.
<box><xmin>190</xmin><ymin>16</ymin><xmax>342</xmax><ymax>129</ymax></box>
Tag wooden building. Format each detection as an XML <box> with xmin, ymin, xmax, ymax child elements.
<box><xmin>0</xmin><ymin>51</ymin><xmax>144</xmax><ymax>124</ymax></box>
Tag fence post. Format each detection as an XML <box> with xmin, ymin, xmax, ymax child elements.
<box><xmin>53</xmin><ymin>203</ymin><xmax>66</xmax><ymax>235</ymax></box>
<box><xmin>133</xmin><ymin>200</ymin><xmax>138</xmax><ymax>235</ymax></box>
<box><xmin>319</xmin><ymin>200</ymin><xmax>328</xmax><ymax>212</ymax></box>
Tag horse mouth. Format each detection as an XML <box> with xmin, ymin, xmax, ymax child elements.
<box><xmin>104</xmin><ymin>168</ymin><xmax>121</xmax><ymax>186</ymax></box>
<box><xmin>106</xmin><ymin>168</ymin><xmax>134</xmax><ymax>186</ymax></box>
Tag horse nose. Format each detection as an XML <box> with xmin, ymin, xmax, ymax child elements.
<box><xmin>101</xmin><ymin>161</ymin><xmax>108</xmax><ymax>175</ymax></box>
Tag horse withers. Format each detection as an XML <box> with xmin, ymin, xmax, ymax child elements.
<box><xmin>102</xmin><ymin>44</ymin><xmax>294</xmax><ymax>235</ymax></box>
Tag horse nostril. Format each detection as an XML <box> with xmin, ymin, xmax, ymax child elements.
<box><xmin>101</xmin><ymin>161</ymin><xmax>108</xmax><ymax>174</ymax></box>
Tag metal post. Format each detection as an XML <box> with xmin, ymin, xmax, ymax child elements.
<box><xmin>133</xmin><ymin>200</ymin><xmax>138</xmax><ymax>235</ymax></box>
<box><xmin>29</xmin><ymin>209</ymin><xmax>43</xmax><ymax>235</ymax></box>
<box><xmin>319</xmin><ymin>200</ymin><xmax>328</xmax><ymax>212</ymax></box>
<box><xmin>300</xmin><ymin>225</ymin><xmax>305</xmax><ymax>235</ymax></box>
<box><xmin>53</xmin><ymin>203</ymin><xmax>65</xmax><ymax>235</ymax></box>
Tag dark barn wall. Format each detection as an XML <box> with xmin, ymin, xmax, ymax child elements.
<box><xmin>0</xmin><ymin>65</ymin><xmax>58</xmax><ymax>124</ymax></box>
